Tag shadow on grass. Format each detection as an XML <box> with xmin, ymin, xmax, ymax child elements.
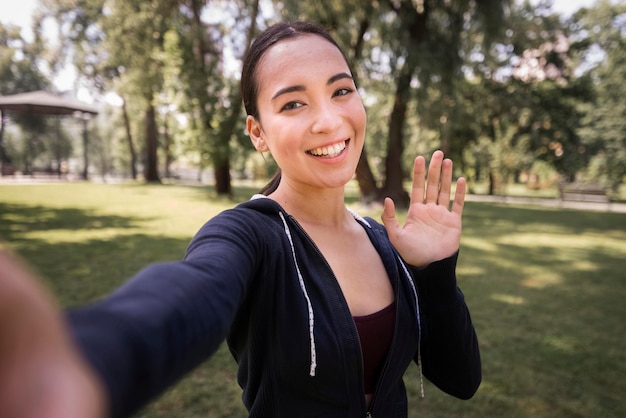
<box><xmin>19</xmin><ymin>234</ymin><xmax>192</xmax><ymax>307</ymax></box>
<box><xmin>0</xmin><ymin>202</ymin><xmax>150</xmax><ymax>240</ymax></box>
<box><xmin>462</xmin><ymin>201</ymin><xmax>625</xmax><ymax>235</ymax></box>
<box><xmin>0</xmin><ymin>202</ymin><xmax>189</xmax><ymax>306</ymax></box>
<box><xmin>437</xmin><ymin>202</ymin><xmax>626</xmax><ymax>417</ymax></box>
<box><xmin>1</xmin><ymin>197</ymin><xmax>246</xmax><ymax>417</ymax></box>
<box><xmin>2</xmin><ymin>195</ymin><xmax>624</xmax><ymax>417</ymax></box>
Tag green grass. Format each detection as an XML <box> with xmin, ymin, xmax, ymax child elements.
<box><xmin>1</xmin><ymin>182</ymin><xmax>625</xmax><ymax>417</ymax></box>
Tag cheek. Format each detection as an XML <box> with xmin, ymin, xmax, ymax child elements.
<box><xmin>351</xmin><ymin>102</ymin><xmax>367</xmax><ymax>133</ymax></box>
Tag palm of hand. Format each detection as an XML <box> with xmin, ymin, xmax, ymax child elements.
<box><xmin>381</xmin><ymin>151</ymin><xmax>466</xmax><ymax>268</ymax></box>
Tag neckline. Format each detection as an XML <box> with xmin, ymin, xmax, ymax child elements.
<box><xmin>353</xmin><ymin>301</ymin><xmax>396</xmax><ymax>321</ymax></box>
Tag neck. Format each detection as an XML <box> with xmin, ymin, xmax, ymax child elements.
<box><xmin>269</xmin><ymin>183</ymin><xmax>351</xmax><ymax>228</ymax></box>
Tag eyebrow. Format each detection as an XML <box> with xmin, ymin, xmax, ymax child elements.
<box><xmin>270</xmin><ymin>72</ymin><xmax>353</xmax><ymax>101</ymax></box>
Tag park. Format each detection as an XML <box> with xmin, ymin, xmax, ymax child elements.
<box><xmin>1</xmin><ymin>0</ymin><xmax>625</xmax><ymax>417</ymax></box>
<box><xmin>0</xmin><ymin>180</ymin><xmax>624</xmax><ymax>417</ymax></box>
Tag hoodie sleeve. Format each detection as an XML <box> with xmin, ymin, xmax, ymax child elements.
<box><xmin>411</xmin><ymin>252</ymin><xmax>482</xmax><ymax>400</ymax></box>
<box><xmin>66</xmin><ymin>208</ymin><xmax>264</xmax><ymax>418</ymax></box>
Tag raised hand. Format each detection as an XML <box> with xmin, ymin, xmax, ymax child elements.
<box><xmin>381</xmin><ymin>150</ymin><xmax>466</xmax><ymax>268</ymax></box>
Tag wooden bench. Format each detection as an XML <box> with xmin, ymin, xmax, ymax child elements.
<box><xmin>558</xmin><ymin>182</ymin><xmax>610</xmax><ymax>203</ymax></box>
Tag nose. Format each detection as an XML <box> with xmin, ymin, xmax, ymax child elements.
<box><xmin>310</xmin><ymin>100</ymin><xmax>342</xmax><ymax>134</ymax></box>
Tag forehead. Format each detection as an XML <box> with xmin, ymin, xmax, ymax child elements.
<box><xmin>255</xmin><ymin>34</ymin><xmax>350</xmax><ymax>93</ymax></box>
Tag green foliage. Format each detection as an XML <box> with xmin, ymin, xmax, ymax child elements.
<box><xmin>575</xmin><ymin>0</ymin><xmax>626</xmax><ymax>194</ymax></box>
<box><xmin>0</xmin><ymin>23</ymin><xmax>51</xmax><ymax>95</ymax></box>
<box><xmin>6</xmin><ymin>0</ymin><xmax>624</xmax><ymax>197</ymax></box>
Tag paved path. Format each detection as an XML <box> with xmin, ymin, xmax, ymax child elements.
<box><xmin>465</xmin><ymin>194</ymin><xmax>626</xmax><ymax>214</ymax></box>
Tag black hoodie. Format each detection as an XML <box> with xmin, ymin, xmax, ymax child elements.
<box><xmin>68</xmin><ymin>196</ymin><xmax>481</xmax><ymax>417</ymax></box>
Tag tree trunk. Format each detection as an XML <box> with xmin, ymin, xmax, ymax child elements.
<box><xmin>214</xmin><ymin>161</ymin><xmax>231</xmax><ymax>195</ymax></box>
<box><xmin>121</xmin><ymin>98</ymin><xmax>138</xmax><ymax>180</ymax></box>
<box><xmin>355</xmin><ymin>146</ymin><xmax>380</xmax><ymax>202</ymax></box>
<box><xmin>379</xmin><ymin>0</ymin><xmax>428</xmax><ymax>208</ymax></box>
<box><xmin>350</xmin><ymin>14</ymin><xmax>382</xmax><ymax>202</ymax></box>
<box><xmin>212</xmin><ymin>0</ymin><xmax>260</xmax><ymax>196</ymax></box>
<box><xmin>81</xmin><ymin>118</ymin><xmax>89</xmax><ymax>180</ymax></box>
<box><xmin>0</xmin><ymin>109</ymin><xmax>5</xmax><ymax>164</ymax></box>
<box><xmin>144</xmin><ymin>103</ymin><xmax>160</xmax><ymax>183</ymax></box>
<box><xmin>382</xmin><ymin>64</ymin><xmax>412</xmax><ymax>208</ymax></box>
<box><xmin>163</xmin><ymin>114</ymin><xmax>171</xmax><ymax>179</ymax></box>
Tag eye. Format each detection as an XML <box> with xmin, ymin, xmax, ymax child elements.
<box><xmin>281</xmin><ymin>101</ymin><xmax>303</xmax><ymax>111</ymax></box>
<box><xmin>333</xmin><ymin>88</ymin><xmax>353</xmax><ymax>98</ymax></box>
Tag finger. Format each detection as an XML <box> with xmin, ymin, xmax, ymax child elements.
<box><xmin>425</xmin><ymin>150</ymin><xmax>444</xmax><ymax>203</ymax></box>
<box><xmin>437</xmin><ymin>158</ymin><xmax>453</xmax><ymax>207</ymax></box>
<box><xmin>410</xmin><ymin>156</ymin><xmax>426</xmax><ymax>204</ymax></box>
<box><xmin>452</xmin><ymin>177</ymin><xmax>467</xmax><ymax>216</ymax></box>
<box><xmin>381</xmin><ymin>197</ymin><xmax>400</xmax><ymax>240</ymax></box>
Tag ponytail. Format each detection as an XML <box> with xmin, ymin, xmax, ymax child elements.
<box><xmin>259</xmin><ymin>169</ymin><xmax>281</xmax><ymax>195</ymax></box>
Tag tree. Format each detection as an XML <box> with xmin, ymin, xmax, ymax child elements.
<box><xmin>0</xmin><ymin>21</ymin><xmax>54</xmax><ymax>170</ymax></box>
<box><xmin>438</xmin><ymin>0</ymin><xmax>598</xmax><ymax>193</ymax></box>
<box><xmin>205</xmin><ymin>0</ymin><xmax>261</xmax><ymax>195</ymax></box>
<box><xmin>103</xmin><ymin>1</ymin><xmax>183</xmax><ymax>183</ymax></box>
<box><xmin>574</xmin><ymin>0</ymin><xmax>626</xmax><ymax>194</ymax></box>
<box><xmin>43</xmin><ymin>0</ymin><xmax>141</xmax><ymax>179</ymax></box>
<box><xmin>279</xmin><ymin>0</ymin><xmax>511</xmax><ymax>206</ymax></box>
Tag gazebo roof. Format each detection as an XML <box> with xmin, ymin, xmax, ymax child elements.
<box><xmin>0</xmin><ymin>90</ymin><xmax>98</xmax><ymax>116</ymax></box>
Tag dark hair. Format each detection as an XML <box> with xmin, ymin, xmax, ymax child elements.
<box><xmin>241</xmin><ymin>21</ymin><xmax>353</xmax><ymax>195</ymax></box>
<box><xmin>241</xmin><ymin>21</ymin><xmax>351</xmax><ymax>119</ymax></box>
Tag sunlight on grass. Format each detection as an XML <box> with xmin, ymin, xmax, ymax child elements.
<box><xmin>490</xmin><ymin>293</ymin><xmax>526</xmax><ymax>305</ymax></box>
<box><xmin>461</xmin><ymin>236</ymin><xmax>501</xmax><ymax>252</ymax></box>
<box><xmin>457</xmin><ymin>265</ymin><xmax>487</xmax><ymax>276</ymax></box>
<box><xmin>521</xmin><ymin>272</ymin><xmax>562</xmax><ymax>289</ymax></box>
<box><xmin>18</xmin><ymin>228</ymin><xmax>139</xmax><ymax>243</ymax></box>
<box><xmin>1</xmin><ymin>183</ymin><xmax>625</xmax><ymax>418</ymax></box>
<box><xmin>497</xmin><ymin>232</ymin><xmax>625</xmax><ymax>252</ymax></box>
<box><xmin>544</xmin><ymin>335</ymin><xmax>577</xmax><ymax>354</ymax></box>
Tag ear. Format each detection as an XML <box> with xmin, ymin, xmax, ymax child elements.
<box><xmin>247</xmin><ymin>115</ymin><xmax>268</xmax><ymax>152</ymax></box>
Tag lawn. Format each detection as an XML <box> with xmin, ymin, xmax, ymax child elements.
<box><xmin>1</xmin><ymin>181</ymin><xmax>625</xmax><ymax>417</ymax></box>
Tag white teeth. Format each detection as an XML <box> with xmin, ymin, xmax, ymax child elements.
<box><xmin>308</xmin><ymin>141</ymin><xmax>346</xmax><ymax>157</ymax></box>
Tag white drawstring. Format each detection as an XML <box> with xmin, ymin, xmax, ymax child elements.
<box><xmin>279</xmin><ymin>212</ymin><xmax>317</xmax><ymax>377</ymax></box>
<box><xmin>276</xmin><ymin>205</ymin><xmax>422</xmax><ymax>392</ymax></box>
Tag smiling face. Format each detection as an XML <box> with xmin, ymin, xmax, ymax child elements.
<box><xmin>247</xmin><ymin>34</ymin><xmax>366</xmax><ymax>194</ymax></box>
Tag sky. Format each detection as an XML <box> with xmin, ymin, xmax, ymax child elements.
<box><xmin>0</xmin><ymin>0</ymin><xmax>603</xmax><ymax>100</ymax></box>
<box><xmin>1</xmin><ymin>0</ymin><xmax>601</xmax><ymax>33</ymax></box>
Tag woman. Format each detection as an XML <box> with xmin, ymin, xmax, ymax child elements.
<box><xmin>0</xmin><ymin>21</ymin><xmax>480</xmax><ymax>418</ymax></box>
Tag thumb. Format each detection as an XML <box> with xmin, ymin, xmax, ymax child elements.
<box><xmin>381</xmin><ymin>197</ymin><xmax>400</xmax><ymax>240</ymax></box>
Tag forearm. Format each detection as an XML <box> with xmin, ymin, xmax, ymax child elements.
<box><xmin>412</xmin><ymin>253</ymin><xmax>482</xmax><ymax>399</ymax></box>
<box><xmin>67</xmin><ymin>260</ymin><xmax>248</xmax><ymax>417</ymax></box>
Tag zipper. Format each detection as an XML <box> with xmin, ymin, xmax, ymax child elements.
<box><xmin>366</xmin><ymin>239</ymin><xmax>402</xmax><ymax>418</ymax></box>
<box><xmin>287</xmin><ymin>214</ymin><xmax>369</xmax><ymax>415</ymax></box>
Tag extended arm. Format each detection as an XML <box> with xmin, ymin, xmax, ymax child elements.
<box><xmin>0</xmin><ymin>248</ymin><xmax>107</xmax><ymax>418</ymax></box>
<box><xmin>68</xmin><ymin>210</ymin><xmax>260</xmax><ymax>417</ymax></box>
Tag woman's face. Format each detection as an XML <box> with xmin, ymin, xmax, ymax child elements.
<box><xmin>247</xmin><ymin>34</ymin><xmax>366</xmax><ymax>193</ymax></box>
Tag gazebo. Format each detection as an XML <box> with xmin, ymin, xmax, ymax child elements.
<box><xmin>0</xmin><ymin>90</ymin><xmax>99</xmax><ymax>179</ymax></box>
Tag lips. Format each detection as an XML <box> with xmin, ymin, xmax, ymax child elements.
<box><xmin>307</xmin><ymin>140</ymin><xmax>348</xmax><ymax>158</ymax></box>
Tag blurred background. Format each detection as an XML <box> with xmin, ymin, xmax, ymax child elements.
<box><xmin>1</xmin><ymin>2</ymin><xmax>625</xmax><ymax>417</ymax></box>
<box><xmin>1</xmin><ymin>0</ymin><xmax>625</xmax><ymax>205</ymax></box>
